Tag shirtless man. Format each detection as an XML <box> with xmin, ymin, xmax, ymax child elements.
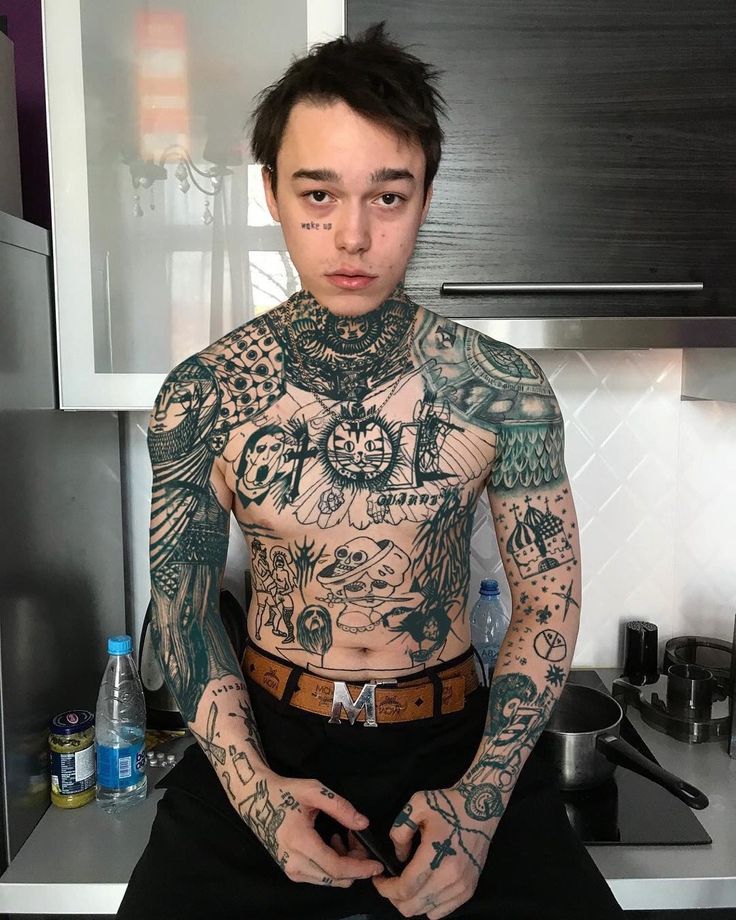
<box><xmin>118</xmin><ymin>24</ymin><xmax>622</xmax><ymax>920</ymax></box>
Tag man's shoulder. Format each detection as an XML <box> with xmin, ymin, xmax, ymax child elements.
<box><xmin>413</xmin><ymin>307</ymin><xmax>558</xmax><ymax>429</ymax></box>
<box><xmin>197</xmin><ymin>307</ymin><xmax>285</xmax><ymax>380</ymax></box>
<box><xmin>414</xmin><ymin>307</ymin><xmax>548</xmax><ymax>386</ymax></box>
<box><xmin>159</xmin><ymin>307</ymin><xmax>287</xmax><ymax>431</ymax></box>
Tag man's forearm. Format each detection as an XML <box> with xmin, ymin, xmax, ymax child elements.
<box><xmin>454</xmin><ymin>608</ymin><xmax>579</xmax><ymax>822</ymax></box>
<box><xmin>150</xmin><ymin>572</ymin><xmax>274</xmax><ymax>817</ymax></box>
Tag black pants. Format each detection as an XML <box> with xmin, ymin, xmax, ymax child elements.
<box><xmin>117</xmin><ymin>676</ymin><xmax>623</xmax><ymax>919</ymax></box>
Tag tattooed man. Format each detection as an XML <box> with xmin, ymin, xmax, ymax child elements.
<box><xmin>119</xmin><ymin>24</ymin><xmax>622</xmax><ymax>920</ymax></box>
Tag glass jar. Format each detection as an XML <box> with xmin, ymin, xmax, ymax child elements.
<box><xmin>49</xmin><ymin>710</ymin><xmax>96</xmax><ymax>808</ymax></box>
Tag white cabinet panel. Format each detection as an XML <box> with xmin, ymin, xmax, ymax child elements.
<box><xmin>44</xmin><ymin>0</ymin><xmax>344</xmax><ymax>409</ymax></box>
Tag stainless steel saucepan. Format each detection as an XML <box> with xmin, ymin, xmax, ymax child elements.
<box><xmin>538</xmin><ymin>683</ymin><xmax>708</xmax><ymax>809</ymax></box>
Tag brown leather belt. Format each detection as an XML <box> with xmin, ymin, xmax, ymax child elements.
<box><xmin>243</xmin><ymin>645</ymin><xmax>480</xmax><ymax>725</ymax></box>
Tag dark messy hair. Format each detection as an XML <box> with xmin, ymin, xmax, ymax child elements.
<box><xmin>249</xmin><ymin>23</ymin><xmax>445</xmax><ymax>199</ymax></box>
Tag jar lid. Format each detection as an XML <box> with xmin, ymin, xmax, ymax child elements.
<box><xmin>50</xmin><ymin>710</ymin><xmax>94</xmax><ymax>734</ymax></box>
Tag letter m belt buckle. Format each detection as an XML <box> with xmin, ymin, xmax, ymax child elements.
<box><xmin>329</xmin><ymin>679</ymin><xmax>398</xmax><ymax>727</ymax></box>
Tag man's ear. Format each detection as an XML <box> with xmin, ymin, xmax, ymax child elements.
<box><xmin>262</xmin><ymin>166</ymin><xmax>280</xmax><ymax>223</ymax></box>
<box><xmin>420</xmin><ymin>182</ymin><xmax>434</xmax><ymax>225</ymax></box>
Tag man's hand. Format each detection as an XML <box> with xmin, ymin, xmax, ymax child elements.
<box><xmin>372</xmin><ymin>787</ymin><xmax>497</xmax><ymax>919</ymax></box>
<box><xmin>240</xmin><ymin>770</ymin><xmax>384</xmax><ymax>888</ymax></box>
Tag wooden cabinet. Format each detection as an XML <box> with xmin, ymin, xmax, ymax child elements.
<box><xmin>349</xmin><ymin>0</ymin><xmax>736</xmax><ymax>323</ymax></box>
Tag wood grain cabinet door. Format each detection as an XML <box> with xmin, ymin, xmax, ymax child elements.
<box><xmin>348</xmin><ymin>0</ymin><xmax>736</xmax><ymax>320</ymax></box>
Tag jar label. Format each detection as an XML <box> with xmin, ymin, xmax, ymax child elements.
<box><xmin>96</xmin><ymin>742</ymin><xmax>145</xmax><ymax>789</ymax></box>
<box><xmin>50</xmin><ymin>746</ymin><xmax>96</xmax><ymax>796</ymax></box>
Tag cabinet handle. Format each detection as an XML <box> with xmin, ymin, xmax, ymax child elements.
<box><xmin>440</xmin><ymin>282</ymin><xmax>704</xmax><ymax>295</ymax></box>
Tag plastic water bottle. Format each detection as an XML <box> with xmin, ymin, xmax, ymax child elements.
<box><xmin>95</xmin><ymin>635</ymin><xmax>148</xmax><ymax>814</ymax></box>
<box><xmin>469</xmin><ymin>579</ymin><xmax>511</xmax><ymax>681</ymax></box>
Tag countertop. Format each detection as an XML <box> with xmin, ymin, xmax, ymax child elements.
<box><xmin>0</xmin><ymin>669</ymin><xmax>734</xmax><ymax>915</ymax></box>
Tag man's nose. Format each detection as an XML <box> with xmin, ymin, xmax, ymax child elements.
<box><xmin>154</xmin><ymin>388</ymin><xmax>172</xmax><ymax>418</ymax></box>
<box><xmin>334</xmin><ymin>202</ymin><xmax>370</xmax><ymax>254</ymax></box>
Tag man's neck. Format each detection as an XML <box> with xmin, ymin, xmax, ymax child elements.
<box><xmin>271</xmin><ymin>287</ymin><xmax>417</xmax><ymax>401</ymax></box>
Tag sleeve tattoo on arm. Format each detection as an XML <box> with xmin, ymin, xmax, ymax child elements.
<box><xmin>148</xmin><ymin>357</ymin><xmax>236</xmax><ymax>722</ymax></box>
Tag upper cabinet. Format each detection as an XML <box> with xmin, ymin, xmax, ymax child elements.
<box><xmin>349</xmin><ymin>0</ymin><xmax>736</xmax><ymax>343</ymax></box>
<box><xmin>44</xmin><ymin>0</ymin><xmax>344</xmax><ymax>409</ymax></box>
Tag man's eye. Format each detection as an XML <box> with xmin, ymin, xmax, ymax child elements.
<box><xmin>378</xmin><ymin>193</ymin><xmax>403</xmax><ymax>206</ymax></box>
<box><xmin>172</xmin><ymin>386</ymin><xmax>192</xmax><ymax>404</ymax></box>
<box><xmin>305</xmin><ymin>190</ymin><xmax>330</xmax><ymax>203</ymax></box>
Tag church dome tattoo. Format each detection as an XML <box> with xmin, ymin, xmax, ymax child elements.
<box><xmin>506</xmin><ymin>496</ymin><xmax>575</xmax><ymax>578</ymax></box>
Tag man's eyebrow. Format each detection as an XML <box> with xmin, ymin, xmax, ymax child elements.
<box><xmin>290</xmin><ymin>167</ymin><xmax>416</xmax><ymax>184</ymax></box>
<box><xmin>369</xmin><ymin>167</ymin><xmax>416</xmax><ymax>184</ymax></box>
<box><xmin>291</xmin><ymin>168</ymin><xmax>341</xmax><ymax>182</ymax></box>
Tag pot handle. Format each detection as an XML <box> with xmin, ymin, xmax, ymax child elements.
<box><xmin>597</xmin><ymin>734</ymin><xmax>709</xmax><ymax>810</ymax></box>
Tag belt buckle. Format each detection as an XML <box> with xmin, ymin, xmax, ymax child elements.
<box><xmin>329</xmin><ymin>679</ymin><xmax>398</xmax><ymax>727</ymax></box>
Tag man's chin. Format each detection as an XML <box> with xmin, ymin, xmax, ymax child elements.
<box><xmin>310</xmin><ymin>282</ymin><xmax>398</xmax><ymax>316</ymax></box>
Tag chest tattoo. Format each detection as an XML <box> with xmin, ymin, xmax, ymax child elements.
<box><xmin>185</xmin><ymin>290</ymin><xmax>567</xmax><ymax>672</ymax></box>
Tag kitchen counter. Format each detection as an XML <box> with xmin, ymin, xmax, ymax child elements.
<box><xmin>0</xmin><ymin>669</ymin><xmax>734</xmax><ymax>914</ymax></box>
<box><xmin>590</xmin><ymin>671</ymin><xmax>736</xmax><ymax>911</ymax></box>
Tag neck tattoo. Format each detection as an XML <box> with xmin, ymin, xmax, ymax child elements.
<box><xmin>278</xmin><ymin>288</ymin><xmax>417</xmax><ymax>413</ymax></box>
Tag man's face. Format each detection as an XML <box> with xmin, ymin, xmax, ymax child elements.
<box><xmin>243</xmin><ymin>430</ymin><xmax>285</xmax><ymax>488</ymax></box>
<box><xmin>150</xmin><ymin>381</ymin><xmax>197</xmax><ymax>433</ymax></box>
<box><xmin>263</xmin><ymin>99</ymin><xmax>433</xmax><ymax>317</ymax></box>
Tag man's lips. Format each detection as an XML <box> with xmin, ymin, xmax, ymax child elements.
<box><xmin>326</xmin><ymin>271</ymin><xmax>377</xmax><ymax>290</ymax></box>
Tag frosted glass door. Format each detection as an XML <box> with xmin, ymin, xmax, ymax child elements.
<box><xmin>44</xmin><ymin>0</ymin><xmax>344</xmax><ymax>409</ymax></box>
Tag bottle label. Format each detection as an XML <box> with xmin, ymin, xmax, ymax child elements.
<box><xmin>50</xmin><ymin>747</ymin><xmax>96</xmax><ymax>796</ymax></box>
<box><xmin>96</xmin><ymin>742</ymin><xmax>145</xmax><ymax>789</ymax></box>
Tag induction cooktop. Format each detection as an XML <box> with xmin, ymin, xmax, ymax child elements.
<box><xmin>561</xmin><ymin>670</ymin><xmax>711</xmax><ymax>846</ymax></box>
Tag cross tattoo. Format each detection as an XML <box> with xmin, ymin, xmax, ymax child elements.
<box><xmin>430</xmin><ymin>837</ymin><xmax>457</xmax><ymax>868</ymax></box>
<box><xmin>284</xmin><ymin>432</ymin><xmax>319</xmax><ymax>501</ymax></box>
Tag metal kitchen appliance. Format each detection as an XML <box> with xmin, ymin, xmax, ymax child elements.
<box><xmin>663</xmin><ymin>635</ymin><xmax>733</xmax><ymax>700</ymax></box>
<box><xmin>612</xmin><ymin>635</ymin><xmax>733</xmax><ymax>745</ymax></box>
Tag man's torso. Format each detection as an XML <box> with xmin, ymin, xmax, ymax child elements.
<box><xmin>166</xmin><ymin>290</ymin><xmax>556</xmax><ymax>680</ymax></box>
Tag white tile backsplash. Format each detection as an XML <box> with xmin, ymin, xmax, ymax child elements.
<box><xmin>122</xmin><ymin>349</ymin><xmax>736</xmax><ymax>667</ymax></box>
<box><xmin>673</xmin><ymin>398</ymin><xmax>736</xmax><ymax>645</ymax></box>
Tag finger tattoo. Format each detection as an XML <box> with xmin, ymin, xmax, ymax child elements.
<box><xmin>308</xmin><ymin>858</ymin><xmax>334</xmax><ymax>884</ymax></box>
<box><xmin>394</xmin><ymin>805</ymin><xmax>419</xmax><ymax>832</ymax></box>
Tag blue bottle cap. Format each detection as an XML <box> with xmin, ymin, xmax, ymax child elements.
<box><xmin>108</xmin><ymin>635</ymin><xmax>133</xmax><ymax>655</ymax></box>
<box><xmin>480</xmin><ymin>579</ymin><xmax>500</xmax><ymax>595</ymax></box>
